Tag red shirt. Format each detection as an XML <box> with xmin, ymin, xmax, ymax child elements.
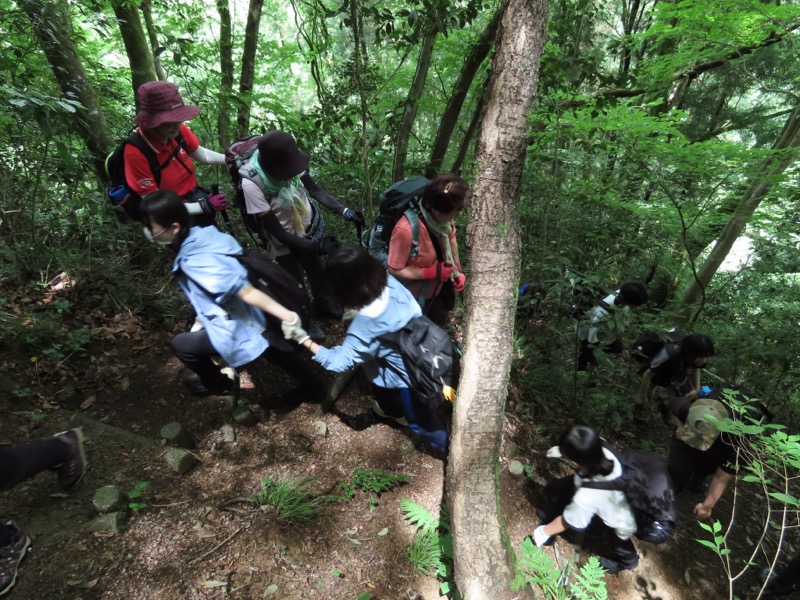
<box><xmin>387</xmin><ymin>215</ymin><xmax>457</xmax><ymax>300</ymax></box>
<box><xmin>124</xmin><ymin>124</ymin><xmax>200</xmax><ymax>198</ymax></box>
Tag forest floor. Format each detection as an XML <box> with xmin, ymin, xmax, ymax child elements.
<box><xmin>0</xmin><ymin>278</ymin><xmax>773</xmax><ymax>600</ymax></box>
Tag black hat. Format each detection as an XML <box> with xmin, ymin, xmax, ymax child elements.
<box><xmin>257</xmin><ymin>131</ymin><xmax>310</xmax><ymax>181</ymax></box>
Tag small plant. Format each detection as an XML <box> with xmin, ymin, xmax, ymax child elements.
<box><xmin>512</xmin><ymin>536</ymin><xmax>607</xmax><ymax>599</ymax></box>
<box><xmin>254</xmin><ymin>475</ymin><xmax>326</xmax><ymax>524</ymax></box>
<box><xmin>127</xmin><ymin>481</ymin><xmax>150</xmax><ymax>513</ymax></box>
<box><xmin>402</xmin><ymin>499</ymin><xmax>460</xmax><ymax>599</ymax></box>
<box><xmin>337</xmin><ymin>468</ymin><xmax>409</xmax><ymax>506</ymax></box>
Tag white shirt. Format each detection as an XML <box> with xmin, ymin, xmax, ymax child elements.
<box><xmin>242</xmin><ymin>178</ymin><xmax>313</xmax><ymax>256</ymax></box>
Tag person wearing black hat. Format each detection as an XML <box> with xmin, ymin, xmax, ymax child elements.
<box><xmin>125</xmin><ymin>81</ymin><xmax>229</xmax><ymax>226</ymax></box>
<box><xmin>238</xmin><ymin>131</ymin><xmax>365</xmax><ymax>334</ymax></box>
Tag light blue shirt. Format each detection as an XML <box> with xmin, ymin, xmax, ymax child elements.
<box><xmin>172</xmin><ymin>226</ymin><xmax>269</xmax><ymax>367</ymax></box>
<box><xmin>314</xmin><ymin>276</ymin><xmax>422</xmax><ymax>388</ymax></box>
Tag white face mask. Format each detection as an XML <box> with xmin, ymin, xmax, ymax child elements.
<box><xmin>142</xmin><ymin>226</ymin><xmax>174</xmax><ymax>245</ymax></box>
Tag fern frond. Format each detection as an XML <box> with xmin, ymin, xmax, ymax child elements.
<box><xmin>401</xmin><ymin>498</ymin><xmax>439</xmax><ymax>532</ymax></box>
<box><xmin>570</xmin><ymin>556</ymin><xmax>608</xmax><ymax>600</ymax></box>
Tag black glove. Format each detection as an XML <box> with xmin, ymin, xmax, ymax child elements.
<box><xmin>314</xmin><ymin>235</ymin><xmax>341</xmax><ymax>255</ymax></box>
<box><xmin>342</xmin><ymin>208</ymin><xmax>366</xmax><ymax>226</ymax></box>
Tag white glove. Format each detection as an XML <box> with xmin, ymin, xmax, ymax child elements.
<box><xmin>532</xmin><ymin>525</ymin><xmax>551</xmax><ymax>548</ymax></box>
<box><xmin>281</xmin><ymin>313</ymin><xmax>310</xmax><ymax>344</ymax></box>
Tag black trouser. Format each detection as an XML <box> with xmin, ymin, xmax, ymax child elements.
<box><xmin>276</xmin><ymin>248</ymin><xmax>339</xmax><ymax>315</ymax></box>
<box><xmin>0</xmin><ymin>438</ymin><xmax>70</xmax><ymax>546</ymax></box>
<box><xmin>543</xmin><ymin>475</ymin><xmax>639</xmax><ymax>568</ymax></box>
<box><xmin>170</xmin><ymin>329</ymin><xmax>323</xmax><ymax>389</ymax></box>
<box><xmin>577</xmin><ymin>338</ymin><xmax>624</xmax><ymax>371</ymax></box>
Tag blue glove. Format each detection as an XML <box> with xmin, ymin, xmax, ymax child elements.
<box><xmin>342</xmin><ymin>208</ymin><xmax>365</xmax><ymax>226</ymax></box>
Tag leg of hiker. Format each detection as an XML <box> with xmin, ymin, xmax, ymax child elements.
<box><xmin>262</xmin><ymin>346</ymin><xmax>326</xmax><ymax>403</ymax></box>
<box><xmin>170</xmin><ymin>330</ymin><xmax>235</xmax><ymax>396</ymax></box>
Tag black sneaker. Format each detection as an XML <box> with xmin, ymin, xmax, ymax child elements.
<box><xmin>53</xmin><ymin>427</ymin><xmax>87</xmax><ymax>490</ymax></box>
<box><xmin>307</xmin><ymin>321</ymin><xmax>326</xmax><ymax>343</ymax></box>
<box><xmin>599</xmin><ymin>556</ymin><xmax>639</xmax><ymax>575</ymax></box>
<box><xmin>0</xmin><ymin>522</ymin><xmax>31</xmax><ymax>596</ymax></box>
<box><xmin>183</xmin><ymin>373</ymin><xmax>238</xmax><ymax>397</ymax></box>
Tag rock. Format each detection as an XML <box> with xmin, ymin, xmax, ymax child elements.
<box><xmin>84</xmin><ymin>512</ymin><xmax>128</xmax><ymax>534</ymax></box>
<box><xmin>164</xmin><ymin>447</ymin><xmax>199</xmax><ymax>475</ymax></box>
<box><xmin>508</xmin><ymin>460</ymin><xmax>525</xmax><ymax>477</ymax></box>
<box><xmin>231</xmin><ymin>406</ymin><xmax>257</xmax><ymax>426</ymax></box>
<box><xmin>160</xmin><ymin>422</ymin><xmax>192</xmax><ymax>448</ymax></box>
<box><xmin>220</xmin><ymin>396</ymin><xmax>237</xmax><ymax>411</ymax></box>
<box><xmin>93</xmin><ymin>485</ymin><xmax>124</xmax><ymax>513</ymax></box>
<box><xmin>312</xmin><ymin>420</ymin><xmax>328</xmax><ymax>437</ymax></box>
<box><xmin>221</xmin><ymin>424</ymin><xmax>235</xmax><ymax>443</ymax></box>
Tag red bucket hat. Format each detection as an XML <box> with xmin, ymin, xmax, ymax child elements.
<box><xmin>257</xmin><ymin>131</ymin><xmax>310</xmax><ymax>181</ymax></box>
<box><xmin>134</xmin><ymin>81</ymin><xmax>201</xmax><ymax>129</ymax></box>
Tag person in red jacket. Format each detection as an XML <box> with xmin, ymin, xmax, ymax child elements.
<box><xmin>124</xmin><ymin>81</ymin><xmax>228</xmax><ymax>226</ymax></box>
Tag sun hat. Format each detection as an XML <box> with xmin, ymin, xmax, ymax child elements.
<box><xmin>676</xmin><ymin>398</ymin><xmax>728</xmax><ymax>451</ymax></box>
<box><xmin>134</xmin><ymin>81</ymin><xmax>201</xmax><ymax>129</ymax></box>
<box><xmin>257</xmin><ymin>131</ymin><xmax>310</xmax><ymax>181</ymax></box>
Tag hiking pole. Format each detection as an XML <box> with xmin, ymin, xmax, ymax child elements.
<box><xmin>211</xmin><ymin>184</ymin><xmax>235</xmax><ymax>237</ymax></box>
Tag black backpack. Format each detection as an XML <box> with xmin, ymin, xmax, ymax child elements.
<box><xmin>632</xmin><ymin>328</ymin><xmax>686</xmax><ymax>369</ymax></box>
<box><xmin>582</xmin><ymin>444</ymin><xmax>676</xmax><ymax>544</ymax></box>
<box><xmin>378</xmin><ymin>315</ymin><xmax>460</xmax><ymax>413</ymax></box>
<box><xmin>105</xmin><ymin>132</ymin><xmax>187</xmax><ymax>220</ymax></box>
<box><xmin>363</xmin><ymin>176</ymin><xmax>429</xmax><ymax>266</ymax></box>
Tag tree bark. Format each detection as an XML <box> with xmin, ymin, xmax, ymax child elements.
<box><xmin>426</xmin><ymin>10</ymin><xmax>500</xmax><ymax>177</ymax></box>
<box><xmin>446</xmin><ymin>0</ymin><xmax>548</xmax><ymax>597</ymax></box>
<box><xmin>392</xmin><ymin>26</ymin><xmax>437</xmax><ymax>182</ymax></box>
<box><xmin>217</xmin><ymin>0</ymin><xmax>234</xmax><ymax>148</ymax></box>
<box><xmin>140</xmin><ymin>0</ymin><xmax>166</xmax><ymax>81</ymax></box>
<box><xmin>111</xmin><ymin>1</ymin><xmax>158</xmax><ymax>100</ymax></box>
<box><xmin>19</xmin><ymin>0</ymin><xmax>113</xmax><ymax>180</ymax></box>
<box><xmin>237</xmin><ymin>0</ymin><xmax>264</xmax><ymax>138</ymax></box>
<box><xmin>680</xmin><ymin>106</ymin><xmax>800</xmax><ymax>312</ymax></box>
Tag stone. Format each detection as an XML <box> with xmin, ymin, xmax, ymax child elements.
<box><xmin>221</xmin><ymin>424</ymin><xmax>235</xmax><ymax>443</ymax></box>
<box><xmin>164</xmin><ymin>447</ymin><xmax>199</xmax><ymax>475</ymax></box>
<box><xmin>93</xmin><ymin>485</ymin><xmax>124</xmax><ymax>513</ymax></box>
<box><xmin>508</xmin><ymin>460</ymin><xmax>525</xmax><ymax>477</ymax></box>
<box><xmin>231</xmin><ymin>406</ymin><xmax>257</xmax><ymax>426</ymax></box>
<box><xmin>160</xmin><ymin>422</ymin><xmax>192</xmax><ymax>448</ymax></box>
<box><xmin>312</xmin><ymin>420</ymin><xmax>328</xmax><ymax>437</ymax></box>
<box><xmin>84</xmin><ymin>511</ymin><xmax>128</xmax><ymax>534</ymax></box>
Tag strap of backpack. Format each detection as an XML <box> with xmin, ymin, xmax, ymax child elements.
<box><xmin>405</xmin><ymin>208</ymin><xmax>431</xmax><ymax>306</ymax></box>
<box><xmin>127</xmin><ymin>132</ymin><xmax>189</xmax><ymax>186</ymax></box>
<box><xmin>579</xmin><ymin>444</ymin><xmax>625</xmax><ymax>491</ymax></box>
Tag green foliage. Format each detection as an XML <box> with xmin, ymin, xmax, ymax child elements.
<box><xmin>512</xmin><ymin>537</ymin><xmax>607</xmax><ymax>599</ymax></box>
<box><xmin>253</xmin><ymin>476</ymin><xmax>327</xmax><ymax>524</ymax></box>
<box><xmin>337</xmin><ymin>468</ymin><xmax>409</xmax><ymax>507</ymax></box>
<box><xmin>127</xmin><ymin>481</ymin><xmax>150</xmax><ymax>513</ymax></box>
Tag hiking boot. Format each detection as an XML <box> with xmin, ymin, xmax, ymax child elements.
<box><xmin>371</xmin><ymin>400</ymin><xmax>409</xmax><ymax>426</ymax></box>
<box><xmin>183</xmin><ymin>373</ymin><xmax>238</xmax><ymax>397</ymax></box>
<box><xmin>53</xmin><ymin>427</ymin><xmax>87</xmax><ymax>490</ymax></box>
<box><xmin>599</xmin><ymin>557</ymin><xmax>639</xmax><ymax>575</ymax></box>
<box><xmin>307</xmin><ymin>321</ymin><xmax>326</xmax><ymax>343</ymax></box>
<box><xmin>0</xmin><ymin>522</ymin><xmax>31</xmax><ymax>596</ymax></box>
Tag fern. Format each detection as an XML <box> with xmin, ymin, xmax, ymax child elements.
<box><xmin>570</xmin><ymin>556</ymin><xmax>608</xmax><ymax>600</ymax></box>
<box><xmin>402</xmin><ymin>500</ymin><xmax>460</xmax><ymax>599</ymax></box>
<box><xmin>401</xmin><ymin>498</ymin><xmax>439</xmax><ymax>532</ymax></box>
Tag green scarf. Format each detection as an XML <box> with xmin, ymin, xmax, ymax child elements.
<box><xmin>420</xmin><ymin>204</ymin><xmax>457</xmax><ymax>272</ymax></box>
<box><xmin>251</xmin><ymin>149</ymin><xmax>309</xmax><ymax>233</ymax></box>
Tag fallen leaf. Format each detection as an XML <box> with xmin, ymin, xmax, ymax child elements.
<box><xmin>263</xmin><ymin>584</ymin><xmax>278</xmax><ymax>597</ymax></box>
<box><xmin>377</xmin><ymin>528</ymin><xmax>389</xmax><ymax>536</ymax></box>
<box><xmin>80</xmin><ymin>395</ymin><xmax>96</xmax><ymax>409</ymax></box>
<box><xmin>199</xmin><ymin>579</ymin><xmax>228</xmax><ymax>588</ymax></box>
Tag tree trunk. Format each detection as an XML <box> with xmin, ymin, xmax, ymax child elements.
<box><xmin>451</xmin><ymin>86</ymin><xmax>487</xmax><ymax>175</ymax></box>
<box><xmin>426</xmin><ymin>10</ymin><xmax>500</xmax><ymax>177</ymax></box>
<box><xmin>392</xmin><ymin>26</ymin><xmax>437</xmax><ymax>182</ymax></box>
<box><xmin>680</xmin><ymin>106</ymin><xmax>800</xmax><ymax>313</ymax></box>
<box><xmin>111</xmin><ymin>1</ymin><xmax>158</xmax><ymax>99</ymax></box>
<box><xmin>19</xmin><ymin>0</ymin><xmax>113</xmax><ymax>181</ymax></box>
<box><xmin>217</xmin><ymin>0</ymin><xmax>234</xmax><ymax>148</ymax></box>
<box><xmin>446</xmin><ymin>0</ymin><xmax>548</xmax><ymax>597</ymax></box>
<box><xmin>140</xmin><ymin>0</ymin><xmax>166</xmax><ymax>81</ymax></box>
<box><xmin>237</xmin><ymin>0</ymin><xmax>264</xmax><ymax>138</ymax></box>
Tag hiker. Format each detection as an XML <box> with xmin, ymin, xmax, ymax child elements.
<box><xmin>532</xmin><ymin>424</ymin><xmax>640</xmax><ymax>574</ymax></box>
<box><xmin>763</xmin><ymin>553</ymin><xmax>800</xmax><ymax>598</ymax></box>
<box><xmin>639</xmin><ymin>333</ymin><xmax>715</xmax><ymax>423</ymax></box>
<box><xmin>140</xmin><ymin>190</ymin><xmax>326</xmax><ymax>401</ymax></box>
<box><xmin>282</xmin><ymin>245</ymin><xmax>449</xmax><ymax>451</ymax></box>
<box><xmin>576</xmin><ymin>281</ymin><xmax>648</xmax><ymax>371</ymax></box>
<box><xmin>387</xmin><ymin>174</ymin><xmax>467</xmax><ymax>328</ymax></box>
<box><xmin>125</xmin><ymin>81</ymin><xmax>228</xmax><ymax>226</ymax></box>
<box><xmin>239</xmin><ymin>131</ymin><xmax>364</xmax><ymax>335</ymax></box>
<box><xmin>666</xmin><ymin>386</ymin><xmax>757</xmax><ymax>519</ymax></box>
<box><xmin>0</xmin><ymin>428</ymin><xmax>87</xmax><ymax>596</ymax></box>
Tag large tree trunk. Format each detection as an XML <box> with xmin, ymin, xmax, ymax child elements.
<box><xmin>680</xmin><ymin>106</ymin><xmax>800</xmax><ymax>313</ymax></box>
<box><xmin>111</xmin><ymin>1</ymin><xmax>158</xmax><ymax>99</ymax></box>
<box><xmin>217</xmin><ymin>0</ymin><xmax>234</xmax><ymax>148</ymax></box>
<box><xmin>19</xmin><ymin>0</ymin><xmax>113</xmax><ymax>180</ymax></box>
<box><xmin>392</xmin><ymin>26</ymin><xmax>437</xmax><ymax>182</ymax></box>
<box><xmin>140</xmin><ymin>0</ymin><xmax>166</xmax><ymax>81</ymax></box>
<box><xmin>426</xmin><ymin>10</ymin><xmax>500</xmax><ymax>177</ymax></box>
<box><xmin>446</xmin><ymin>0</ymin><xmax>548</xmax><ymax>597</ymax></box>
<box><xmin>237</xmin><ymin>0</ymin><xmax>264</xmax><ymax>138</ymax></box>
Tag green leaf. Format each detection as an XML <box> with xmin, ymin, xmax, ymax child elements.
<box><xmin>768</xmin><ymin>492</ymin><xmax>799</xmax><ymax>506</ymax></box>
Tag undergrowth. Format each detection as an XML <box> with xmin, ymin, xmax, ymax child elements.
<box><xmin>253</xmin><ymin>475</ymin><xmax>327</xmax><ymax>524</ymax></box>
<box><xmin>402</xmin><ymin>499</ymin><xmax>460</xmax><ymax>599</ymax></box>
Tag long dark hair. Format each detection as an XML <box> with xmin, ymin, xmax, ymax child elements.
<box><xmin>324</xmin><ymin>245</ymin><xmax>388</xmax><ymax>309</ymax></box>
